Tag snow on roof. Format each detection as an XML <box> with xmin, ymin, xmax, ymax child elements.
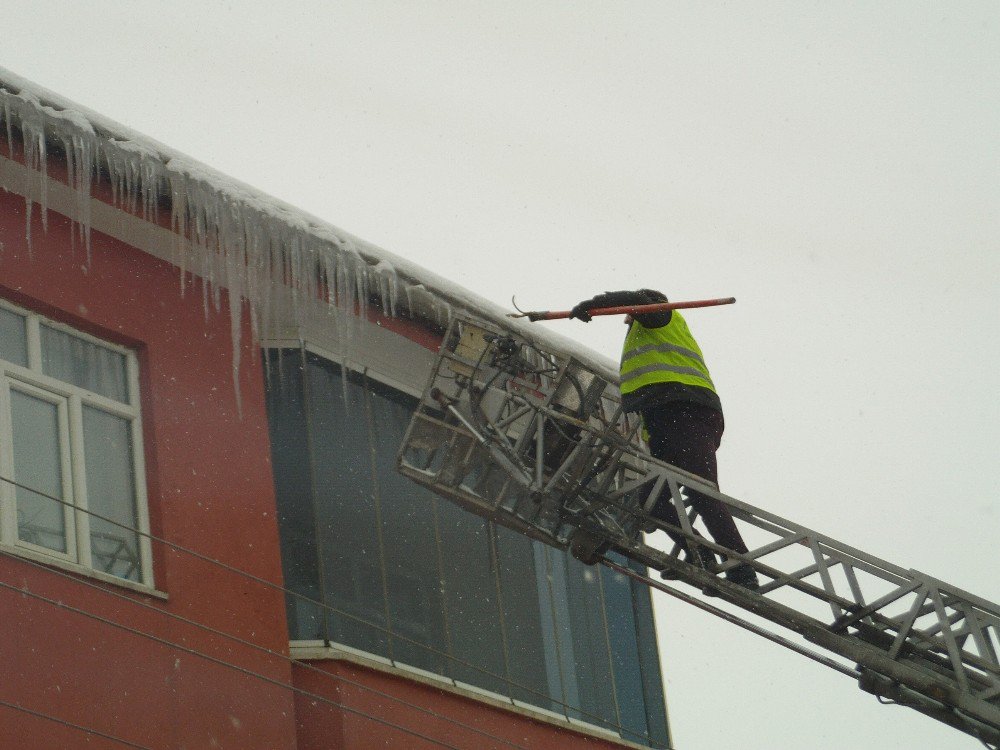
<box><xmin>0</xmin><ymin>67</ymin><xmax>619</xmax><ymax>389</ymax></box>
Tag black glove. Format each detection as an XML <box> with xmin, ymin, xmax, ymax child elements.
<box><xmin>569</xmin><ymin>301</ymin><xmax>594</xmax><ymax>322</ymax></box>
<box><xmin>570</xmin><ymin>290</ymin><xmax>669</xmax><ymax>324</ymax></box>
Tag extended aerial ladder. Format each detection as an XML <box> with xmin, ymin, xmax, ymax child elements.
<box><xmin>397</xmin><ymin>313</ymin><xmax>1000</xmax><ymax>747</ymax></box>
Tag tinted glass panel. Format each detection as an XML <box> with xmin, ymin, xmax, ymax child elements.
<box><xmin>306</xmin><ymin>355</ymin><xmax>390</xmax><ymax>656</ymax></box>
<box><xmin>602</xmin><ymin>553</ymin><xmax>655</xmax><ymax>744</ymax></box>
<box><xmin>536</xmin><ymin>545</ymin><xmax>576</xmax><ymax>715</ymax></box>
<box><xmin>367</xmin><ymin>379</ymin><xmax>450</xmax><ymax>673</ymax></box>
<box><xmin>495</xmin><ymin>530</ymin><xmax>551</xmax><ymax>707</ymax></box>
<box><xmin>628</xmin><ymin>557</ymin><xmax>671</xmax><ymax>748</ymax></box>
<box><xmin>266</xmin><ymin>351</ymin><xmax>324</xmax><ymax>640</ymax></box>
<box><xmin>436</xmin><ymin>500</ymin><xmax>506</xmax><ymax>693</ymax></box>
<box><xmin>0</xmin><ymin>307</ymin><xmax>28</xmax><ymax>366</ymax></box>
<box><xmin>563</xmin><ymin>554</ymin><xmax>618</xmax><ymax>729</ymax></box>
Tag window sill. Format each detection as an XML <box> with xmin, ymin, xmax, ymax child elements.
<box><xmin>290</xmin><ymin>641</ymin><xmax>651</xmax><ymax>750</ymax></box>
<box><xmin>0</xmin><ymin>543</ymin><xmax>167</xmax><ymax>600</ymax></box>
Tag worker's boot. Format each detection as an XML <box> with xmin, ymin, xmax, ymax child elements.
<box><xmin>660</xmin><ymin>544</ymin><xmax>716</xmax><ymax>580</ymax></box>
<box><xmin>702</xmin><ymin>559</ymin><xmax>759</xmax><ymax>597</ymax></box>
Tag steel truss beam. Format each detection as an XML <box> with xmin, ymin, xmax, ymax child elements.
<box><xmin>397</xmin><ymin>315</ymin><xmax>1000</xmax><ymax>747</ymax></box>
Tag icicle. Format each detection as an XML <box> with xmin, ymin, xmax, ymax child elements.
<box><xmin>15</xmin><ymin>93</ymin><xmax>46</xmax><ymax>255</ymax></box>
<box><xmin>105</xmin><ymin>144</ymin><xmax>122</xmax><ymax>207</ymax></box>
<box><xmin>143</xmin><ymin>154</ymin><xmax>161</xmax><ymax>223</ymax></box>
<box><xmin>225</xmin><ymin>237</ymin><xmax>245</xmax><ymax>419</ymax></box>
<box><xmin>103</xmin><ymin>139</ymin><xmax>164</xmax><ymax>226</ymax></box>
<box><xmin>2</xmin><ymin>96</ymin><xmax>12</xmax><ymax>159</ymax></box>
<box><xmin>371</xmin><ymin>259</ymin><xmax>399</xmax><ymax>318</ymax></box>
<box><xmin>58</xmin><ymin>124</ymin><xmax>95</xmax><ymax>264</ymax></box>
<box><xmin>245</xmin><ymin>227</ymin><xmax>265</xmax><ymax>347</ymax></box>
<box><xmin>169</xmin><ymin>173</ymin><xmax>190</xmax><ymax>297</ymax></box>
<box><xmin>1</xmin><ymin>79</ymin><xmax>487</xmax><ymax>420</ymax></box>
<box><xmin>339</xmin><ymin>354</ymin><xmax>352</xmax><ymax>418</ymax></box>
<box><xmin>404</xmin><ymin>283</ymin><xmax>421</xmax><ymax>313</ymax></box>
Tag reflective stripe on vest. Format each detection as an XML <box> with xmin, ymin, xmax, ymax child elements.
<box><xmin>619</xmin><ymin>310</ymin><xmax>717</xmax><ymax>395</ymax></box>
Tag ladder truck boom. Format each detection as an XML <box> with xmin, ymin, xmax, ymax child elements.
<box><xmin>397</xmin><ymin>314</ymin><xmax>1000</xmax><ymax>747</ymax></box>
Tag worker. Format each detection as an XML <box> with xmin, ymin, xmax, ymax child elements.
<box><xmin>570</xmin><ymin>289</ymin><xmax>759</xmax><ymax>591</ymax></box>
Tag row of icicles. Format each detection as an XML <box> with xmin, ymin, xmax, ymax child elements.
<box><xmin>1</xmin><ymin>82</ymin><xmax>453</xmax><ymax>414</ymax></box>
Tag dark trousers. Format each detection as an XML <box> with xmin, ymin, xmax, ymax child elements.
<box><xmin>642</xmin><ymin>402</ymin><xmax>749</xmax><ymax>555</ymax></box>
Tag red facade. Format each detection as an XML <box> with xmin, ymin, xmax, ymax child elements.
<box><xmin>0</xmin><ymin>182</ymin><xmax>298</xmax><ymax>749</ymax></box>
<box><xmin>0</xmin><ymin>94</ymin><xmax>646</xmax><ymax>750</ymax></box>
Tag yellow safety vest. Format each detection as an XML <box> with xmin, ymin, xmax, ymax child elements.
<box><xmin>619</xmin><ymin>311</ymin><xmax>717</xmax><ymax>396</ymax></box>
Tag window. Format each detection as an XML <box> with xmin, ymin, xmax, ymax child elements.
<box><xmin>0</xmin><ymin>300</ymin><xmax>151</xmax><ymax>586</ymax></box>
<box><xmin>265</xmin><ymin>348</ymin><xmax>670</xmax><ymax>748</ymax></box>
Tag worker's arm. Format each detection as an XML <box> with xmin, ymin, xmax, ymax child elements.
<box><xmin>571</xmin><ymin>289</ymin><xmax>671</xmax><ymax>327</ymax></box>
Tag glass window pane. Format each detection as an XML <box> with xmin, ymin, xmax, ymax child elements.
<box><xmin>437</xmin><ymin>503</ymin><xmax>507</xmax><ymax>693</ymax></box>
<box><xmin>10</xmin><ymin>389</ymin><xmax>68</xmax><ymax>553</ymax></box>
<box><xmin>0</xmin><ymin>307</ymin><xmax>28</xmax><ymax>366</ymax></box>
<box><xmin>306</xmin><ymin>355</ymin><xmax>390</xmax><ymax>656</ymax></box>
<box><xmin>40</xmin><ymin>325</ymin><xmax>128</xmax><ymax>402</ymax></box>
<box><xmin>366</xmin><ymin>379</ymin><xmax>450</xmax><ymax>674</ymax></box>
<box><xmin>495</xmin><ymin>528</ymin><xmax>552</xmax><ymax>707</ymax></box>
<box><xmin>539</xmin><ymin>545</ymin><xmax>577</xmax><ymax>715</ymax></box>
<box><xmin>83</xmin><ymin>406</ymin><xmax>141</xmax><ymax>582</ymax></box>
<box><xmin>600</xmin><ymin>553</ymin><xmax>655</xmax><ymax>745</ymax></box>
<box><xmin>562</xmin><ymin>554</ymin><xmax>618</xmax><ymax>730</ymax></box>
<box><xmin>626</xmin><ymin>558</ymin><xmax>671</xmax><ymax>748</ymax></box>
<box><xmin>265</xmin><ymin>351</ymin><xmax>324</xmax><ymax>640</ymax></box>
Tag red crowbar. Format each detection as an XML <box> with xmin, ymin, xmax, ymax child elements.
<box><xmin>508</xmin><ymin>296</ymin><xmax>736</xmax><ymax>322</ymax></box>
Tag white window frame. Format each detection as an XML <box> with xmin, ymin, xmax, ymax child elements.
<box><xmin>0</xmin><ymin>298</ymin><xmax>154</xmax><ymax>590</ymax></box>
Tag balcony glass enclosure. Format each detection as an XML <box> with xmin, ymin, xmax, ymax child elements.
<box><xmin>265</xmin><ymin>348</ymin><xmax>669</xmax><ymax>748</ymax></box>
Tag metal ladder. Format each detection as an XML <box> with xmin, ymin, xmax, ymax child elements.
<box><xmin>396</xmin><ymin>314</ymin><xmax>1000</xmax><ymax>747</ymax></box>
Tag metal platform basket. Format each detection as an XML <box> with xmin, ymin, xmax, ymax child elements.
<box><xmin>397</xmin><ymin>314</ymin><xmax>664</xmax><ymax>560</ymax></box>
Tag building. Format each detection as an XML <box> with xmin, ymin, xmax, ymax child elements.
<box><xmin>0</xmin><ymin>68</ymin><xmax>671</xmax><ymax>749</ymax></box>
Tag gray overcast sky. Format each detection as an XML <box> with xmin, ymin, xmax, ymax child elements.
<box><xmin>5</xmin><ymin>2</ymin><xmax>999</xmax><ymax>748</ymax></box>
